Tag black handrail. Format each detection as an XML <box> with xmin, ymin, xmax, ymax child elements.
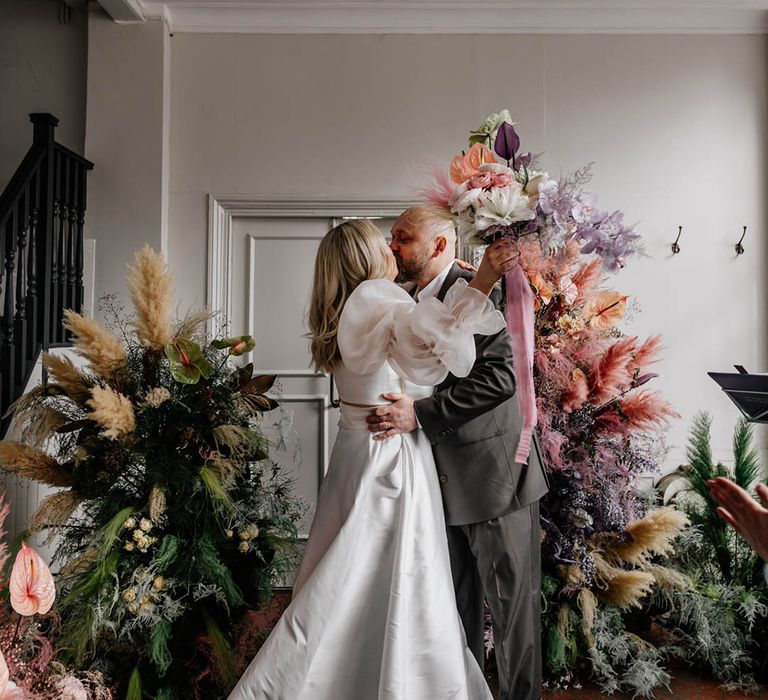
<box><xmin>0</xmin><ymin>113</ymin><xmax>94</xmax><ymax>437</ymax></box>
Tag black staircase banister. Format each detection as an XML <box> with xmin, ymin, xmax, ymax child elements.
<box><xmin>0</xmin><ymin>113</ymin><xmax>93</xmax><ymax>438</ymax></box>
<box><xmin>0</xmin><ymin>146</ymin><xmax>45</xmax><ymax>223</ymax></box>
<box><xmin>53</xmin><ymin>142</ymin><xmax>94</xmax><ymax>171</ymax></box>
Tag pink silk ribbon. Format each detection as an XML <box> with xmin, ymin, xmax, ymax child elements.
<box><xmin>504</xmin><ymin>264</ymin><xmax>537</xmax><ymax>464</ymax></box>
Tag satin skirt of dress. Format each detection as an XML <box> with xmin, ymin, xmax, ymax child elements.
<box><xmin>228</xmin><ymin>406</ymin><xmax>492</xmax><ymax>700</ymax></box>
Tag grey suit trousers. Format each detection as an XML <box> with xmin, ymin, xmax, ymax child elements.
<box><xmin>447</xmin><ymin>501</ymin><xmax>542</xmax><ymax>700</ymax></box>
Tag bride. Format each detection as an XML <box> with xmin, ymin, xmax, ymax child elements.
<box><xmin>229</xmin><ymin>219</ymin><xmax>519</xmax><ymax>700</ymax></box>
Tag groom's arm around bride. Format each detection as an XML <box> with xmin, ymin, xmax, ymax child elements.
<box><xmin>367</xmin><ymin>206</ymin><xmax>549</xmax><ymax>700</ymax></box>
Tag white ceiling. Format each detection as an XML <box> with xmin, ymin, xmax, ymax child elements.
<box><xmin>97</xmin><ymin>0</ymin><xmax>768</xmax><ymax>34</ymax></box>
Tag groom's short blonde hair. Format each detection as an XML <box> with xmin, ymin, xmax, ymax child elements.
<box><xmin>394</xmin><ymin>206</ymin><xmax>456</xmax><ymax>244</ymax></box>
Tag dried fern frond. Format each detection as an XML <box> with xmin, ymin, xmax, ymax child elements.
<box><xmin>28</xmin><ymin>489</ymin><xmax>82</xmax><ymax>540</ymax></box>
<box><xmin>0</xmin><ymin>441</ymin><xmax>73</xmax><ymax>487</ymax></box>
<box><xmin>63</xmin><ymin>309</ymin><xmax>127</xmax><ymax>379</ymax></box>
<box><xmin>43</xmin><ymin>352</ymin><xmax>93</xmax><ymax>403</ymax></box>
<box><xmin>127</xmin><ymin>245</ymin><xmax>174</xmax><ymax>350</ymax></box>
<box><xmin>87</xmin><ymin>386</ymin><xmax>136</xmax><ymax>439</ymax></box>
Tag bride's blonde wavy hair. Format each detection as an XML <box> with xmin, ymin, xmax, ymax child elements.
<box><xmin>308</xmin><ymin>219</ymin><xmax>392</xmax><ymax>373</ymax></box>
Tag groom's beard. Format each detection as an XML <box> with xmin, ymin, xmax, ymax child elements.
<box><xmin>394</xmin><ymin>251</ymin><xmax>431</xmax><ymax>285</ymax></box>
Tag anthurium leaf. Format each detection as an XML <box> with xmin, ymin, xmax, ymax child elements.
<box><xmin>242</xmin><ymin>375</ymin><xmax>276</xmax><ymax>395</ymax></box>
<box><xmin>237</xmin><ymin>363</ymin><xmax>254</xmax><ymax>389</ymax></box>
<box><xmin>242</xmin><ymin>394</ymin><xmax>279</xmax><ymax>412</ymax></box>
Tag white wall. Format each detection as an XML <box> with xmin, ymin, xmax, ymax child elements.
<box><xmin>168</xmin><ymin>33</ymin><xmax>768</xmax><ymax>470</ymax></box>
<box><xmin>0</xmin><ymin>0</ymin><xmax>87</xmax><ymax>190</ymax></box>
<box><xmin>85</xmin><ymin>10</ymin><xmax>171</xmax><ymax>308</ymax></box>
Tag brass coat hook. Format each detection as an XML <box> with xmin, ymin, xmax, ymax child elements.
<box><xmin>735</xmin><ymin>226</ymin><xmax>747</xmax><ymax>255</ymax></box>
<box><xmin>671</xmin><ymin>226</ymin><xmax>683</xmax><ymax>255</ymax></box>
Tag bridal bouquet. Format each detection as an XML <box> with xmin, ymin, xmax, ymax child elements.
<box><xmin>427</xmin><ymin>109</ymin><xmax>641</xmax><ymax>272</ymax></box>
<box><xmin>425</xmin><ymin>110</ymin><xmax>643</xmax><ymax>465</ymax></box>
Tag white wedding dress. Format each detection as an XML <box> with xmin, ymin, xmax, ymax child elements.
<box><xmin>229</xmin><ymin>278</ymin><xmax>505</xmax><ymax>700</ymax></box>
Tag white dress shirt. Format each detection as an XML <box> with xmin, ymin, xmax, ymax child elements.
<box><xmin>414</xmin><ymin>261</ymin><xmax>456</xmax><ymax>302</ymax></box>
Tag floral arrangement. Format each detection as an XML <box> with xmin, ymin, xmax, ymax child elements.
<box><xmin>0</xmin><ymin>495</ymin><xmax>111</xmax><ymax>699</ymax></box>
<box><xmin>0</xmin><ymin>246</ymin><xmax>304</xmax><ymax>699</ymax></box>
<box><xmin>432</xmin><ymin>112</ymin><xmax>694</xmax><ymax>696</ymax></box>
<box><xmin>519</xmin><ymin>236</ymin><xmax>688</xmax><ymax>694</ymax></box>
<box><xmin>426</xmin><ymin>109</ymin><xmax>641</xmax><ymax>271</ymax></box>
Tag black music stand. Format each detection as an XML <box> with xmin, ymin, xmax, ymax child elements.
<box><xmin>708</xmin><ymin>368</ymin><xmax>768</xmax><ymax>423</ymax></box>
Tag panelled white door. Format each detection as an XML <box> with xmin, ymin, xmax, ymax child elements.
<box><xmin>208</xmin><ymin>197</ymin><xmax>407</xmax><ymax>552</ymax></box>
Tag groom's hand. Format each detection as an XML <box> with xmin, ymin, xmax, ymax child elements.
<box><xmin>367</xmin><ymin>393</ymin><xmax>417</xmax><ymax>440</ymax></box>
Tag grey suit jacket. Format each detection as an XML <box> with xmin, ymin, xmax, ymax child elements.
<box><xmin>414</xmin><ymin>263</ymin><xmax>549</xmax><ymax>527</ymax></box>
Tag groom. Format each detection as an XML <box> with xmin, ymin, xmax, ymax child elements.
<box><xmin>367</xmin><ymin>207</ymin><xmax>549</xmax><ymax>700</ymax></box>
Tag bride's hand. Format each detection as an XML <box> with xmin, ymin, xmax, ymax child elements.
<box><xmin>470</xmin><ymin>240</ymin><xmax>520</xmax><ymax>295</ymax></box>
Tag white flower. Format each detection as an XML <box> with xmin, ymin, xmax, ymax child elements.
<box><xmin>55</xmin><ymin>676</ymin><xmax>88</xmax><ymax>700</ymax></box>
<box><xmin>456</xmin><ymin>210</ymin><xmax>483</xmax><ymax>245</ymax></box>
<box><xmin>139</xmin><ymin>518</ymin><xmax>153</xmax><ymax>532</ymax></box>
<box><xmin>238</xmin><ymin>541</ymin><xmax>250</xmax><ymax>553</ymax></box>
<box><xmin>122</xmin><ymin>588</ymin><xmax>137</xmax><ymax>602</ymax></box>
<box><xmin>523</xmin><ymin>170</ymin><xmax>548</xmax><ymax>197</ymax></box>
<box><xmin>449</xmin><ymin>182</ymin><xmax>484</xmax><ymax>214</ymax></box>
<box><xmin>474</xmin><ymin>185</ymin><xmax>536</xmax><ymax>231</ymax></box>
<box><xmin>123</xmin><ymin>517</ymin><xmax>136</xmax><ymax>530</ymax></box>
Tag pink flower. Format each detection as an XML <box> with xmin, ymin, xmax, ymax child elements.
<box><xmin>0</xmin><ymin>650</ymin><xmax>22</xmax><ymax>700</ymax></box>
<box><xmin>9</xmin><ymin>542</ymin><xmax>55</xmax><ymax>616</ymax></box>
<box><xmin>468</xmin><ymin>172</ymin><xmax>494</xmax><ymax>190</ymax></box>
<box><xmin>490</xmin><ymin>173</ymin><xmax>518</xmax><ymax>188</ymax></box>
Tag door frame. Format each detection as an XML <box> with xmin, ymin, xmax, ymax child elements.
<box><xmin>207</xmin><ymin>195</ymin><xmax>418</xmax><ymax>323</ymax></box>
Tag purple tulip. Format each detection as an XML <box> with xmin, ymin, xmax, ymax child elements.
<box><xmin>494</xmin><ymin>122</ymin><xmax>520</xmax><ymax>163</ymax></box>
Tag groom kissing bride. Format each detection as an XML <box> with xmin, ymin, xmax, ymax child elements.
<box><xmin>230</xmin><ymin>207</ymin><xmax>548</xmax><ymax>700</ymax></box>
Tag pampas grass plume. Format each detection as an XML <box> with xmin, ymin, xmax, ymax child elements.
<box><xmin>63</xmin><ymin>310</ymin><xmax>126</xmax><ymax>379</ymax></box>
<box><xmin>607</xmin><ymin>508</ymin><xmax>690</xmax><ymax>565</ymax></box>
<box><xmin>42</xmin><ymin>352</ymin><xmax>92</xmax><ymax>403</ymax></box>
<box><xmin>87</xmin><ymin>386</ymin><xmax>136</xmax><ymax>439</ymax></box>
<box><xmin>127</xmin><ymin>245</ymin><xmax>174</xmax><ymax>350</ymax></box>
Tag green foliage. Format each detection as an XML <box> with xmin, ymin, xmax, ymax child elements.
<box><xmin>662</xmin><ymin>412</ymin><xmax>763</xmax><ymax>586</ymax></box>
<box><xmin>657</xmin><ymin>412</ymin><xmax>768</xmax><ymax>689</ymax></box>
<box><xmin>21</xmin><ymin>294</ymin><xmax>305</xmax><ymax>699</ymax></box>
<box><xmin>149</xmin><ymin>620</ymin><xmax>173</xmax><ymax>676</ymax></box>
<box><xmin>126</xmin><ymin>667</ymin><xmax>143</xmax><ymax>700</ymax></box>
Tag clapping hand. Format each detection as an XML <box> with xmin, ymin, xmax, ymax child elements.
<box><xmin>708</xmin><ymin>477</ymin><xmax>768</xmax><ymax>562</ymax></box>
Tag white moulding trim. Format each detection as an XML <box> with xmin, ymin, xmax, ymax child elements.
<box><xmin>138</xmin><ymin>2</ymin><xmax>768</xmax><ymax>35</ymax></box>
<box><xmin>206</xmin><ymin>194</ymin><xmax>416</xmax><ymax>322</ymax></box>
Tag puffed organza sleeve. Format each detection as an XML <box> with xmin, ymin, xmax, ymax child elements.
<box><xmin>337</xmin><ymin>278</ymin><xmax>505</xmax><ymax>385</ymax></box>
